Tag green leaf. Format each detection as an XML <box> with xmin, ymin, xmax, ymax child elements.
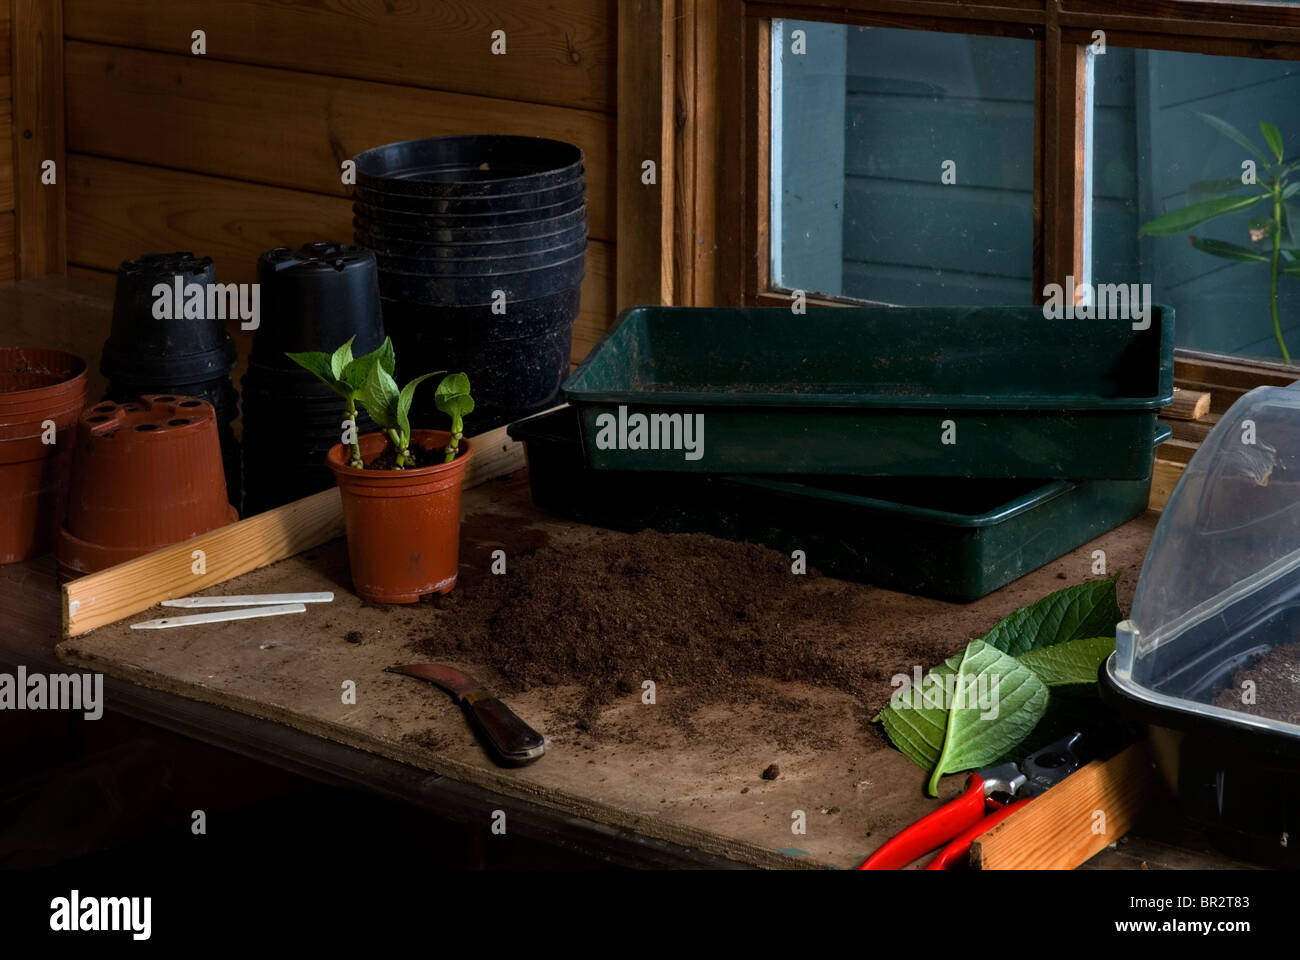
<box><xmin>329</xmin><ymin>336</ymin><xmax>356</xmax><ymax>380</ymax></box>
<box><xmin>927</xmin><ymin>642</ymin><xmax>1049</xmax><ymax>796</ymax></box>
<box><xmin>371</xmin><ymin>337</ymin><xmax>396</xmax><ymax>377</ymax></box>
<box><xmin>395</xmin><ymin>372</ymin><xmax>441</xmax><ymax>441</ymax></box>
<box><xmin>979</xmin><ymin>576</ymin><xmax>1121</xmax><ymax>657</ymax></box>
<box><xmin>878</xmin><ymin>641</ymin><xmax>1050</xmax><ymax>796</ymax></box>
<box><xmin>1186</xmin><ymin>177</ymin><xmax>1253</xmax><ymax>205</ymax></box>
<box><xmin>434</xmin><ymin>372</ymin><xmax>475</xmax><ymax>419</ymax></box>
<box><xmin>1283</xmin><ymin>182</ymin><xmax>1300</xmax><ymax>200</ymax></box>
<box><xmin>1138</xmin><ymin>193</ymin><xmax>1266</xmax><ymax>237</ymax></box>
<box><xmin>1189</xmin><ymin>236</ymin><xmax>1269</xmax><ymax>263</ymax></box>
<box><xmin>357</xmin><ymin>362</ymin><xmax>400</xmax><ymax>431</ymax></box>
<box><xmin>1197</xmin><ymin>112</ymin><xmax>1271</xmax><ymax>166</ymax></box>
<box><xmin>285</xmin><ymin>349</ymin><xmax>336</xmax><ymax>386</ymax></box>
<box><xmin>1261</xmin><ymin>121</ymin><xmax>1284</xmax><ymax>164</ymax></box>
<box><xmin>340</xmin><ymin>354</ymin><xmax>378</xmax><ymax>394</ymax></box>
<box><xmin>1018</xmin><ymin>636</ymin><xmax>1116</xmax><ymax>687</ymax></box>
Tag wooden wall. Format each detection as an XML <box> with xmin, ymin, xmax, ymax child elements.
<box><xmin>0</xmin><ymin>0</ymin><xmax>13</xmax><ymax>282</ymax></box>
<box><xmin>61</xmin><ymin>0</ymin><xmax>616</xmax><ymax>361</ymax></box>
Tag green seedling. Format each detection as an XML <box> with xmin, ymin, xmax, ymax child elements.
<box><xmin>287</xmin><ymin>337</ymin><xmax>472</xmax><ymax>470</ymax></box>
<box><xmin>1139</xmin><ymin>114</ymin><xmax>1300</xmax><ymax>363</ymax></box>
<box><xmin>434</xmin><ymin>372</ymin><xmax>474</xmax><ymax>463</ymax></box>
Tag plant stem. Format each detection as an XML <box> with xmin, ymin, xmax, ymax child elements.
<box><xmin>344</xmin><ymin>398</ymin><xmax>363</xmax><ymax>468</ymax></box>
<box><xmin>444</xmin><ymin>415</ymin><xmax>462</xmax><ymax>463</ymax></box>
<box><xmin>1272</xmin><ymin>189</ymin><xmax>1291</xmax><ymax>364</ymax></box>
<box><xmin>387</xmin><ymin>428</ymin><xmax>410</xmax><ymax>469</ymax></box>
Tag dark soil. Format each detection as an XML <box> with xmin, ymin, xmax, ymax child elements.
<box><xmin>414</xmin><ymin>527</ymin><xmax>931</xmax><ymax>737</ymax></box>
<box><xmin>365</xmin><ymin>443</ymin><xmax>447</xmax><ymax>470</ymax></box>
<box><xmin>1214</xmin><ymin>640</ymin><xmax>1300</xmax><ymax>726</ymax></box>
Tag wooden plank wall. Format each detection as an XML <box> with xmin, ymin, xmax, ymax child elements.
<box><xmin>0</xmin><ymin>0</ymin><xmax>13</xmax><ymax>282</ymax></box>
<box><xmin>61</xmin><ymin>0</ymin><xmax>617</xmax><ymax>362</ymax></box>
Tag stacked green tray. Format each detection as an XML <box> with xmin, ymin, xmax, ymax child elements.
<box><xmin>507</xmin><ymin>408</ymin><xmax>1166</xmax><ymax>602</ymax></box>
<box><xmin>562</xmin><ymin>305</ymin><xmax>1174</xmax><ymax>479</ymax></box>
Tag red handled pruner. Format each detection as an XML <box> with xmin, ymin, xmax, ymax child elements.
<box><xmin>859</xmin><ymin>731</ymin><xmax>1090</xmax><ymax>870</ymax></box>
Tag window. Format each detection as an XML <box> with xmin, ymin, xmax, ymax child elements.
<box><xmin>772</xmin><ymin>21</ymin><xmax>1036</xmax><ymax>306</ymax></box>
<box><xmin>1090</xmin><ymin>49</ymin><xmax>1300</xmax><ymax>362</ymax></box>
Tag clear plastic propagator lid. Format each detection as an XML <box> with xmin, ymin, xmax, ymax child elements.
<box><xmin>1109</xmin><ymin>384</ymin><xmax>1300</xmax><ymax>740</ymax></box>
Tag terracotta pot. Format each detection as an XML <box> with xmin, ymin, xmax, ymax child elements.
<box><xmin>0</xmin><ymin>347</ymin><xmax>88</xmax><ymax>563</ymax></box>
<box><xmin>57</xmin><ymin>395</ymin><xmax>236</xmax><ymax>579</ymax></box>
<box><xmin>326</xmin><ymin>429</ymin><xmax>472</xmax><ymax>603</ymax></box>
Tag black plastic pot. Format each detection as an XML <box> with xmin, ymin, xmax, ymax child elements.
<box><xmin>353</xmin><ymin>195</ymin><xmax>584</xmax><ymax>230</ymax></box>
<box><xmin>354</xmin><ymin>178</ymin><xmax>584</xmax><ymax>216</ymax></box>
<box><xmin>353</xmin><ymin>205</ymin><xmax>587</xmax><ymax>245</ymax></box>
<box><xmin>354</xmin><ymin>135</ymin><xmax>584</xmax><ymax>198</ymax></box>
<box><xmin>249</xmin><ymin>243</ymin><xmax>386</xmax><ymax>372</ymax></box>
<box><xmin>101</xmin><ymin>252</ymin><xmax>238</xmax><ymax>383</ymax></box>
<box><xmin>381</xmin><ymin>285</ymin><xmax>582</xmax><ymax>343</ymax></box>
<box><xmin>377</xmin><ymin>250</ymin><xmax>586</xmax><ymax>306</ymax></box>
<box><xmin>372</xmin><ymin>237</ymin><xmax>587</xmax><ymax>277</ymax></box>
<box><xmin>383</xmin><ymin>283</ymin><xmax>581</xmax><ymax>431</ymax></box>
<box><xmin>355</xmin><ymin>221</ymin><xmax>587</xmax><ymax>261</ymax></box>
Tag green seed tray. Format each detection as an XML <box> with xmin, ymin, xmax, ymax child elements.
<box><xmin>561</xmin><ymin>305</ymin><xmax>1174</xmax><ymax>479</ymax></box>
<box><xmin>507</xmin><ymin>409</ymin><xmax>1165</xmax><ymax>602</ymax></box>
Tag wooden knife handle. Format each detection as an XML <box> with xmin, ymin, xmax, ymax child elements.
<box><xmin>465</xmin><ymin>696</ymin><xmax>546</xmax><ymax>765</ymax></box>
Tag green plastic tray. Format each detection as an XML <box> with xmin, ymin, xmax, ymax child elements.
<box><xmin>508</xmin><ymin>409</ymin><xmax>1165</xmax><ymax>602</ymax></box>
<box><xmin>562</xmin><ymin>305</ymin><xmax>1174</xmax><ymax>479</ymax></box>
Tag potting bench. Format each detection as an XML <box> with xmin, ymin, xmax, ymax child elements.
<box><xmin>0</xmin><ymin>277</ymin><xmax>1252</xmax><ymax>870</ymax></box>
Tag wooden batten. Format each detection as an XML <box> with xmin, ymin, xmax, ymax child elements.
<box><xmin>971</xmin><ymin>741</ymin><xmax>1162</xmax><ymax>870</ymax></box>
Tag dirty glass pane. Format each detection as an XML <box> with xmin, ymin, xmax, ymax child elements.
<box><xmin>1089</xmin><ymin>48</ymin><xmax>1300</xmax><ymax>363</ymax></box>
<box><xmin>771</xmin><ymin>21</ymin><xmax>1036</xmax><ymax>306</ymax></box>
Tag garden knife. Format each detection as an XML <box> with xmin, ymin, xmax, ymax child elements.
<box><xmin>386</xmin><ymin>663</ymin><xmax>545</xmax><ymax>766</ymax></box>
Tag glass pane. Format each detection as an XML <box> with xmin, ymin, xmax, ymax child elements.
<box><xmin>771</xmin><ymin>21</ymin><xmax>1036</xmax><ymax>306</ymax></box>
<box><xmin>1090</xmin><ymin>48</ymin><xmax>1300</xmax><ymax>363</ymax></box>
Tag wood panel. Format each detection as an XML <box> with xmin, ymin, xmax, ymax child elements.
<box><xmin>0</xmin><ymin>212</ymin><xmax>13</xmax><ymax>281</ymax></box>
<box><xmin>65</xmin><ymin>155</ymin><xmax>613</xmax><ymax>365</ymax></box>
<box><xmin>12</xmin><ymin>0</ymin><xmax>65</xmax><ymax>277</ymax></box>
<box><xmin>616</xmin><ymin>0</ymin><xmax>672</xmax><ymax>310</ymax></box>
<box><xmin>64</xmin><ymin>42</ymin><xmax>614</xmax><ymax>243</ymax></box>
<box><xmin>0</xmin><ymin>0</ymin><xmax>10</xmax><ymax>99</ymax></box>
<box><xmin>64</xmin><ymin>0</ymin><xmax>615</xmax><ymax>114</ymax></box>
<box><xmin>0</xmin><ymin>97</ymin><xmax>12</xmax><ymax>213</ymax></box>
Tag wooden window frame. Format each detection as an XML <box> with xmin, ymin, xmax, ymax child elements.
<box><xmin>617</xmin><ymin>0</ymin><xmax>1300</xmax><ymax>388</ymax></box>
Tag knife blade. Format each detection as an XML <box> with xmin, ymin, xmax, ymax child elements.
<box><xmin>386</xmin><ymin>663</ymin><xmax>545</xmax><ymax>766</ymax></box>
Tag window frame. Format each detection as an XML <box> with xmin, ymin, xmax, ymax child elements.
<box><xmin>616</xmin><ymin>0</ymin><xmax>1300</xmax><ymax>383</ymax></box>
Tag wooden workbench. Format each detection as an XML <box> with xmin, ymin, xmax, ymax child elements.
<box><xmin>0</xmin><ymin>277</ymin><xmax>1253</xmax><ymax>869</ymax></box>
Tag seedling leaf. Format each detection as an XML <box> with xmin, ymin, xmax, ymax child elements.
<box><xmin>395</xmin><ymin>372</ymin><xmax>441</xmax><ymax>441</ymax></box>
<box><xmin>359</xmin><ymin>362</ymin><xmax>400</xmax><ymax>432</ymax></box>
<box><xmin>329</xmin><ymin>336</ymin><xmax>356</xmax><ymax>380</ymax></box>
<box><xmin>285</xmin><ymin>350</ymin><xmax>336</xmax><ymax>385</ymax></box>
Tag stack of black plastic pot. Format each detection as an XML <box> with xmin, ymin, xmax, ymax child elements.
<box><xmin>352</xmin><ymin>135</ymin><xmax>587</xmax><ymax>432</ymax></box>
<box><xmin>241</xmin><ymin>243</ymin><xmax>384</xmax><ymax>515</ymax></box>
<box><xmin>101</xmin><ymin>252</ymin><xmax>241</xmax><ymax>507</ymax></box>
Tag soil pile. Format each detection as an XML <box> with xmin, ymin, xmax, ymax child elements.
<box><xmin>415</xmin><ymin>528</ymin><xmax>913</xmax><ymax>731</ymax></box>
<box><xmin>1214</xmin><ymin>640</ymin><xmax>1300</xmax><ymax>726</ymax></box>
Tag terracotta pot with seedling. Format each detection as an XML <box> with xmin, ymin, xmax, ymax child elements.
<box><xmin>288</xmin><ymin>336</ymin><xmax>474</xmax><ymax>603</ymax></box>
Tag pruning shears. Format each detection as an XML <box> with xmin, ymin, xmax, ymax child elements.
<box><xmin>859</xmin><ymin>730</ymin><xmax>1098</xmax><ymax>870</ymax></box>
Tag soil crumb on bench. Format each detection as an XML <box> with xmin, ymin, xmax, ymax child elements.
<box><xmin>414</xmin><ymin>528</ymin><xmax>934</xmax><ymax>737</ymax></box>
<box><xmin>1214</xmin><ymin>639</ymin><xmax>1300</xmax><ymax>726</ymax></box>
